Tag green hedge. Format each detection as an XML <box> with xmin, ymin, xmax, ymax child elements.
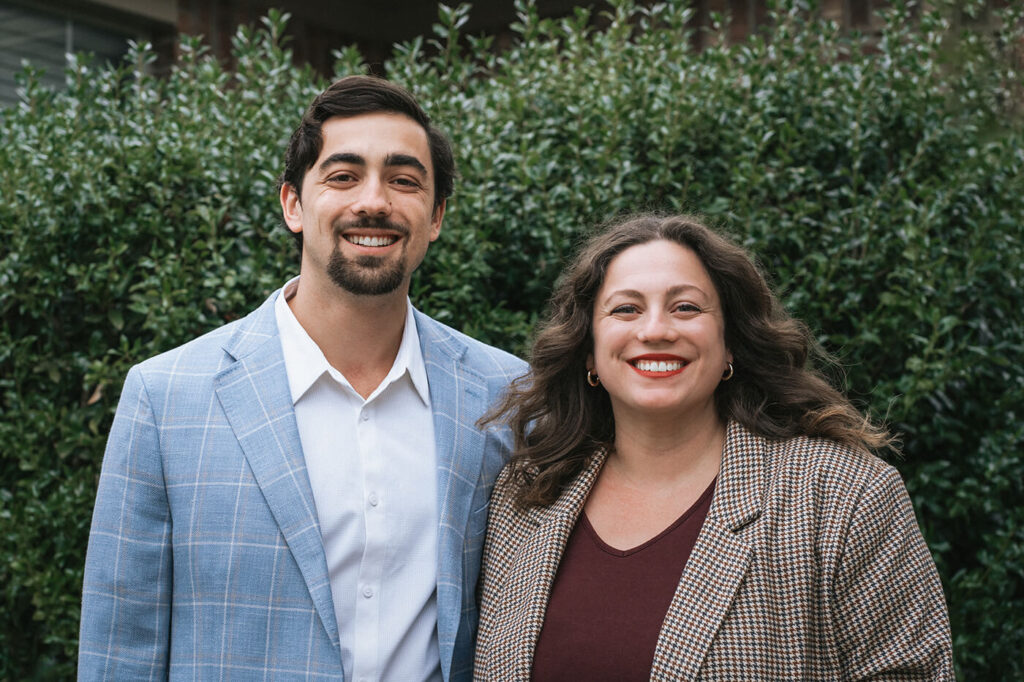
<box><xmin>2</xmin><ymin>0</ymin><xmax>1021</xmax><ymax>677</ymax></box>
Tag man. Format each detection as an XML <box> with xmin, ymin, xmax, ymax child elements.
<box><xmin>78</xmin><ymin>76</ymin><xmax>525</xmax><ymax>681</ymax></box>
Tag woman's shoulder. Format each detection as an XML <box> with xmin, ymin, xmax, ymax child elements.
<box><xmin>771</xmin><ymin>431</ymin><xmax>892</xmax><ymax>478</ymax></box>
<box><xmin>485</xmin><ymin>461</ymin><xmax>537</xmax><ymax>539</ymax></box>
<box><xmin>490</xmin><ymin>460</ymin><xmax>523</xmax><ymax>511</ymax></box>
<box><xmin>754</xmin><ymin>428</ymin><xmax>911</xmax><ymax>526</ymax></box>
<box><xmin>488</xmin><ymin>451</ymin><xmax>606</xmax><ymax>531</ymax></box>
<box><xmin>483</xmin><ymin>462</ymin><xmax>548</xmax><ymax>566</ymax></box>
<box><xmin>722</xmin><ymin>422</ymin><xmax>901</xmax><ymax>519</ymax></box>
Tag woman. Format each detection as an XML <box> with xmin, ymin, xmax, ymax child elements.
<box><xmin>474</xmin><ymin>214</ymin><xmax>953</xmax><ymax>680</ymax></box>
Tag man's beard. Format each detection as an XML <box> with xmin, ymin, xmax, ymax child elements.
<box><xmin>326</xmin><ymin>218</ymin><xmax>409</xmax><ymax>296</ymax></box>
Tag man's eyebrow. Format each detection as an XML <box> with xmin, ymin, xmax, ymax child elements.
<box><xmin>319</xmin><ymin>152</ymin><xmax>365</xmax><ymax>172</ymax></box>
<box><xmin>385</xmin><ymin>153</ymin><xmax>429</xmax><ymax>177</ymax></box>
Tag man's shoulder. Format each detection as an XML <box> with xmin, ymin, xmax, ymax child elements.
<box><xmin>133</xmin><ymin>293</ymin><xmax>279</xmax><ymax>382</ymax></box>
<box><xmin>130</xmin><ymin>317</ymin><xmax>242</xmax><ymax>381</ymax></box>
<box><xmin>414</xmin><ymin>310</ymin><xmax>527</xmax><ymax>381</ymax></box>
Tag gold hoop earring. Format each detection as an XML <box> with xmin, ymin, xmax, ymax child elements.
<box><xmin>586</xmin><ymin>370</ymin><xmax>600</xmax><ymax>387</ymax></box>
<box><xmin>721</xmin><ymin>362</ymin><xmax>734</xmax><ymax>381</ymax></box>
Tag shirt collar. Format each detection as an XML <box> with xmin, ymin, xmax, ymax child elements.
<box><xmin>274</xmin><ymin>276</ymin><xmax>430</xmax><ymax>407</ymax></box>
<box><xmin>392</xmin><ymin>296</ymin><xmax>431</xmax><ymax>407</ymax></box>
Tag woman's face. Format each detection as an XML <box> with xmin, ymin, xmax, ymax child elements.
<box><xmin>588</xmin><ymin>239</ymin><xmax>732</xmax><ymax>423</ymax></box>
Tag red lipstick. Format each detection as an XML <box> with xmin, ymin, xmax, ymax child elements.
<box><xmin>628</xmin><ymin>354</ymin><xmax>688</xmax><ymax>378</ymax></box>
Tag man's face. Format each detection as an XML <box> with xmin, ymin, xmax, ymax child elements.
<box><xmin>280</xmin><ymin>113</ymin><xmax>444</xmax><ymax>297</ymax></box>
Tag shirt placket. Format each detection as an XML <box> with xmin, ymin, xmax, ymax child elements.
<box><xmin>352</xmin><ymin>400</ymin><xmax>385</xmax><ymax>682</ymax></box>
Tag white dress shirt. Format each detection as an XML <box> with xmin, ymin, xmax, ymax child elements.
<box><xmin>275</xmin><ymin>278</ymin><xmax>441</xmax><ymax>682</ymax></box>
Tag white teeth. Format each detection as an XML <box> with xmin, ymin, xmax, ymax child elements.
<box><xmin>347</xmin><ymin>235</ymin><xmax>397</xmax><ymax>247</ymax></box>
<box><xmin>635</xmin><ymin>360</ymin><xmax>684</xmax><ymax>372</ymax></box>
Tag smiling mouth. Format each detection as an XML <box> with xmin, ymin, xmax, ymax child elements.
<box><xmin>632</xmin><ymin>359</ymin><xmax>686</xmax><ymax>372</ymax></box>
<box><xmin>344</xmin><ymin>234</ymin><xmax>398</xmax><ymax>247</ymax></box>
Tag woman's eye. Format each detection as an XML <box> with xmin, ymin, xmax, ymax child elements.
<box><xmin>611</xmin><ymin>304</ymin><xmax>638</xmax><ymax>315</ymax></box>
<box><xmin>675</xmin><ymin>303</ymin><xmax>701</xmax><ymax>314</ymax></box>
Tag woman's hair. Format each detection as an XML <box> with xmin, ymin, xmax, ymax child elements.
<box><xmin>488</xmin><ymin>213</ymin><xmax>894</xmax><ymax>508</ymax></box>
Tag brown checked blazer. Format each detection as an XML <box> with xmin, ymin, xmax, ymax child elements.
<box><xmin>474</xmin><ymin>421</ymin><xmax>953</xmax><ymax>681</ymax></box>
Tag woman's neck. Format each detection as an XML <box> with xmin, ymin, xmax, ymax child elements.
<box><xmin>608</xmin><ymin>407</ymin><xmax>727</xmax><ymax>488</ymax></box>
<box><xmin>584</xmin><ymin>406</ymin><xmax>727</xmax><ymax>549</ymax></box>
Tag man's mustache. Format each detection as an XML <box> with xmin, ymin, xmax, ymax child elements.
<box><xmin>335</xmin><ymin>217</ymin><xmax>410</xmax><ymax>236</ymax></box>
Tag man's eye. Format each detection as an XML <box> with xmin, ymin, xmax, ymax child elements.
<box><xmin>393</xmin><ymin>177</ymin><xmax>420</xmax><ymax>188</ymax></box>
<box><xmin>329</xmin><ymin>173</ymin><xmax>355</xmax><ymax>183</ymax></box>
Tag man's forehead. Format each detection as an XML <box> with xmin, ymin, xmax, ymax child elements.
<box><xmin>319</xmin><ymin>113</ymin><xmax>429</xmax><ymax>152</ymax></box>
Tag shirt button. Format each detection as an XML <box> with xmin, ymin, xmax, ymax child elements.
<box><xmin>361</xmin><ymin>412</ymin><xmax>370</xmax><ymax>421</ymax></box>
<box><xmin>362</xmin><ymin>586</ymin><xmax>374</xmax><ymax>599</ymax></box>
<box><xmin>368</xmin><ymin>492</ymin><xmax>379</xmax><ymax>507</ymax></box>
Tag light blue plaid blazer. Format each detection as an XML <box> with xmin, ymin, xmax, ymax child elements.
<box><xmin>78</xmin><ymin>290</ymin><xmax>526</xmax><ymax>681</ymax></box>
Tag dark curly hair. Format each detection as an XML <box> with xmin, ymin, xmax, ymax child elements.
<box><xmin>488</xmin><ymin>213</ymin><xmax>893</xmax><ymax>508</ymax></box>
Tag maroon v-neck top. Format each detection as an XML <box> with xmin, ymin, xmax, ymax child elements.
<box><xmin>531</xmin><ymin>478</ymin><xmax>716</xmax><ymax>681</ymax></box>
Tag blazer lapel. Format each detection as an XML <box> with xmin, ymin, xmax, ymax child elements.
<box><xmin>499</xmin><ymin>452</ymin><xmax>607</xmax><ymax>681</ymax></box>
<box><xmin>213</xmin><ymin>292</ymin><xmax>340</xmax><ymax>649</ymax></box>
<box><xmin>650</xmin><ymin>421</ymin><xmax>766</xmax><ymax>681</ymax></box>
<box><xmin>417</xmin><ymin>311</ymin><xmax>492</xmax><ymax>679</ymax></box>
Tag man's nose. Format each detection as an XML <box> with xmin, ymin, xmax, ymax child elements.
<box><xmin>351</xmin><ymin>177</ymin><xmax>391</xmax><ymax>217</ymax></box>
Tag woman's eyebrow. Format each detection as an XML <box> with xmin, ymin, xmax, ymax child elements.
<box><xmin>603</xmin><ymin>284</ymin><xmax>707</xmax><ymax>302</ymax></box>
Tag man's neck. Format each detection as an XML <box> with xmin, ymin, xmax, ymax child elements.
<box><xmin>286</xmin><ymin>276</ymin><xmax>410</xmax><ymax>399</ymax></box>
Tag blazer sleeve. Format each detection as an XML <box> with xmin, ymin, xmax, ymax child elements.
<box><xmin>78</xmin><ymin>366</ymin><xmax>172</xmax><ymax>679</ymax></box>
<box><xmin>830</xmin><ymin>464</ymin><xmax>954</xmax><ymax>680</ymax></box>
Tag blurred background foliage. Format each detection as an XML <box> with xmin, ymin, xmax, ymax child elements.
<box><xmin>1</xmin><ymin>0</ymin><xmax>1021</xmax><ymax>677</ymax></box>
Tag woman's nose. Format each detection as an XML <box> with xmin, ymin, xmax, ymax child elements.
<box><xmin>637</xmin><ymin>310</ymin><xmax>679</xmax><ymax>343</ymax></box>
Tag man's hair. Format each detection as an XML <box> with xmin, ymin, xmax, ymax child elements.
<box><xmin>278</xmin><ymin>75</ymin><xmax>455</xmax><ymax>252</ymax></box>
<box><xmin>486</xmin><ymin>213</ymin><xmax>894</xmax><ymax>508</ymax></box>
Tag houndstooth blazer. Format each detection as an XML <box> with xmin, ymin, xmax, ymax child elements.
<box><xmin>474</xmin><ymin>421</ymin><xmax>954</xmax><ymax>680</ymax></box>
<box><xmin>79</xmin><ymin>288</ymin><xmax>526</xmax><ymax>681</ymax></box>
